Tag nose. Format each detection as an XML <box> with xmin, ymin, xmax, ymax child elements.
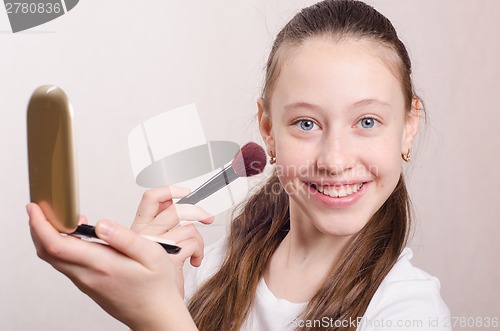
<box><xmin>316</xmin><ymin>131</ymin><xmax>354</xmax><ymax>176</ymax></box>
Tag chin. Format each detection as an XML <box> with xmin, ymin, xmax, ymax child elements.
<box><xmin>315</xmin><ymin>217</ymin><xmax>368</xmax><ymax>237</ymax></box>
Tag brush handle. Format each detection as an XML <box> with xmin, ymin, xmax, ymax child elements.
<box><xmin>177</xmin><ymin>164</ymin><xmax>239</xmax><ymax>205</ymax></box>
<box><xmin>70</xmin><ymin>224</ymin><xmax>181</xmax><ymax>254</ymax></box>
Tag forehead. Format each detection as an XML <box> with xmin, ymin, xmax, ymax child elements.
<box><xmin>270</xmin><ymin>38</ymin><xmax>405</xmax><ymax>112</ymax></box>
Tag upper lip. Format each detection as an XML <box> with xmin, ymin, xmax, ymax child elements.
<box><xmin>307</xmin><ymin>180</ymin><xmax>371</xmax><ymax>187</ymax></box>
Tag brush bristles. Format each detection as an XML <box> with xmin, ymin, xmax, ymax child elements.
<box><xmin>231</xmin><ymin>142</ymin><xmax>267</xmax><ymax>177</ymax></box>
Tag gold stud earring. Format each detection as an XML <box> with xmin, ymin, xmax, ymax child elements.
<box><xmin>269</xmin><ymin>151</ymin><xmax>276</xmax><ymax>165</ymax></box>
<box><xmin>402</xmin><ymin>148</ymin><xmax>411</xmax><ymax>163</ymax></box>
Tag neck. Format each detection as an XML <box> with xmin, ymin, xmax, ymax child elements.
<box><xmin>264</xmin><ymin>210</ymin><xmax>352</xmax><ymax>303</ymax></box>
<box><xmin>282</xmin><ymin>218</ymin><xmax>351</xmax><ymax>270</ymax></box>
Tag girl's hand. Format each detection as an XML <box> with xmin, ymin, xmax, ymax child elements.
<box><xmin>131</xmin><ymin>186</ymin><xmax>214</xmax><ymax>296</ymax></box>
<box><xmin>28</xmin><ymin>203</ymin><xmax>197</xmax><ymax>331</ymax></box>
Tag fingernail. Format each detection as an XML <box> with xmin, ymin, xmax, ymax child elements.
<box><xmin>26</xmin><ymin>203</ymin><xmax>32</xmax><ymax>215</ymax></box>
<box><xmin>97</xmin><ymin>221</ymin><xmax>114</xmax><ymax>238</ymax></box>
<box><xmin>201</xmin><ymin>216</ymin><xmax>214</xmax><ymax>224</ymax></box>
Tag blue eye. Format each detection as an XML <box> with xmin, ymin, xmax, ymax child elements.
<box><xmin>359</xmin><ymin>117</ymin><xmax>378</xmax><ymax>129</ymax></box>
<box><xmin>296</xmin><ymin>119</ymin><xmax>317</xmax><ymax>131</ymax></box>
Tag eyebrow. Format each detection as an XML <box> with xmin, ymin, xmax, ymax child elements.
<box><xmin>283</xmin><ymin>99</ymin><xmax>392</xmax><ymax>113</ymax></box>
<box><xmin>283</xmin><ymin>102</ymin><xmax>323</xmax><ymax>112</ymax></box>
<box><xmin>352</xmin><ymin>98</ymin><xmax>392</xmax><ymax>110</ymax></box>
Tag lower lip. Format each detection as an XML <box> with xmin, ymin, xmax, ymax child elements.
<box><xmin>307</xmin><ymin>183</ymin><xmax>368</xmax><ymax>208</ymax></box>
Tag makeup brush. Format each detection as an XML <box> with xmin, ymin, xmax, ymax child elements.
<box><xmin>71</xmin><ymin>143</ymin><xmax>266</xmax><ymax>254</ymax></box>
<box><xmin>177</xmin><ymin>142</ymin><xmax>267</xmax><ymax>205</ymax></box>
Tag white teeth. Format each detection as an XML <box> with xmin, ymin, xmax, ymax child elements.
<box><xmin>314</xmin><ymin>183</ymin><xmax>363</xmax><ymax>198</ymax></box>
<box><xmin>346</xmin><ymin>186</ymin><xmax>353</xmax><ymax>195</ymax></box>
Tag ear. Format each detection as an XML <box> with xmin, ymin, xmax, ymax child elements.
<box><xmin>257</xmin><ymin>98</ymin><xmax>275</xmax><ymax>153</ymax></box>
<box><xmin>402</xmin><ymin>97</ymin><xmax>420</xmax><ymax>153</ymax></box>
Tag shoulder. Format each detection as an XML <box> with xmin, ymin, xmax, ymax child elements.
<box><xmin>358</xmin><ymin>248</ymin><xmax>451</xmax><ymax>331</ymax></box>
<box><xmin>183</xmin><ymin>237</ymin><xmax>228</xmax><ymax>302</ymax></box>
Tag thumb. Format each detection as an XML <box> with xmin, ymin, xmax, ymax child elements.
<box><xmin>95</xmin><ymin>220</ymin><xmax>166</xmax><ymax>269</ymax></box>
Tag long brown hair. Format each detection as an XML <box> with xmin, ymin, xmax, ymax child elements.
<box><xmin>189</xmin><ymin>1</ymin><xmax>417</xmax><ymax>330</ymax></box>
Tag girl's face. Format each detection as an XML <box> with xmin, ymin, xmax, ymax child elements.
<box><xmin>259</xmin><ymin>38</ymin><xmax>418</xmax><ymax>237</ymax></box>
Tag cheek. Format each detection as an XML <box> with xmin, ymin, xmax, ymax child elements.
<box><xmin>275</xmin><ymin>151</ymin><xmax>313</xmax><ymax>183</ymax></box>
<box><xmin>274</xmin><ymin>132</ymin><xmax>312</xmax><ymax>167</ymax></box>
<box><xmin>273</xmin><ymin>140</ymin><xmax>316</xmax><ymax>193</ymax></box>
<box><xmin>360</xmin><ymin>136</ymin><xmax>402</xmax><ymax>179</ymax></box>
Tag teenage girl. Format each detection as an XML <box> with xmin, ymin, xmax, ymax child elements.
<box><xmin>27</xmin><ymin>1</ymin><xmax>451</xmax><ymax>330</ymax></box>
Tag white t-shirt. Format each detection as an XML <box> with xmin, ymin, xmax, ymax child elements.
<box><xmin>184</xmin><ymin>238</ymin><xmax>451</xmax><ymax>331</ymax></box>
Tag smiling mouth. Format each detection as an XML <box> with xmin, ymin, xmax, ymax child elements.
<box><xmin>311</xmin><ymin>183</ymin><xmax>364</xmax><ymax>198</ymax></box>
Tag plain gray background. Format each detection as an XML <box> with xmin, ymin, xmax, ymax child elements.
<box><xmin>1</xmin><ymin>1</ymin><xmax>499</xmax><ymax>330</ymax></box>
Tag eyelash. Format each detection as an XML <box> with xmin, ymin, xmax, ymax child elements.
<box><xmin>292</xmin><ymin>119</ymin><xmax>319</xmax><ymax>131</ymax></box>
<box><xmin>291</xmin><ymin>117</ymin><xmax>381</xmax><ymax>132</ymax></box>
<box><xmin>356</xmin><ymin>117</ymin><xmax>380</xmax><ymax>129</ymax></box>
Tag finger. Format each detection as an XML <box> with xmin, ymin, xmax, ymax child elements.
<box><xmin>27</xmin><ymin>202</ymin><xmax>59</xmax><ymax>238</ymax></box>
<box><xmin>28</xmin><ymin>202</ymin><xmax>76</xmax><ymax>256</ymax></box>
<box><xmin>199</xmin><ymin>215</ymin><xmax>215</xmax><ymax>225</ymax></box>
<box><xmin>27</xmin><ymin>203</ymin><xmax>102</xmax><ymax>266</ymax></box>
<box><xmin>172</xmin><ymin>237</ymin><xmax>205</xmax><ymax>267</ymax></box>
<box><xmin>134</xmin><ymin>186</ymin><xmax>191</xmax><ymax>225</ymax></box>
<box><xmin>78</xmin><ymin>215</ymin><xmax>88</xmax><ymax>225</ymax></box>
<box><xmin>95</xmin><ymin>220</ymin><xmax>166</xmax><ymax>270</ymax></box>
<box><xmin>139</xmin><ymin>204</ymin><xmax>213</xmax><ymax>235</ymax></box>
<box><xmin>156</xmin><ymin>223</ymin><xmax>204</xmax><ymax>252</ymax></box>
<box><xmin>163</xmin><ymin>204</ymin><xmax>213</xmax><ymax>224</ymax></box>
